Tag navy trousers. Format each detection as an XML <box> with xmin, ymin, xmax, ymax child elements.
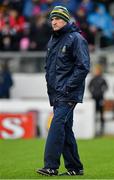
<box><xmin>44</xmin><ymin>101</ymin><xmax>83</xmax><ymax>171</ymax></box>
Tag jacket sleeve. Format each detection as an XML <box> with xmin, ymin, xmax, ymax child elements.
<box><xmin>65</xmin><ymin>33</ymin><xmax>90</xmax><ymax>94</ymax></box>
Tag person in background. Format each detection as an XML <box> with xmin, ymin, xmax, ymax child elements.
<box><xmin>87</xmin><ymin>3</ymin><xmax>114</xmax><ymax>47</ymax></box>
<box><xmin>0</xmin><ymin>61</ymin><xmax>13</xmax><ymax>98</ymax></box>
<box><xmin>30</xmin><ymin>13</ymin><xmax>51</xmax><ymax>50</ymax></box>
<box><xmin>80</xmin><ymin>0</ymin><xmax>94</xmax><ymax>14</ymax></box>
<box><xmin>36</xmin><ymin>6</ymin><xmax>90</xmax><ymax>176</ymax></box>
<box><xmin>88</xmin><ymin>65</ymin><xmax>108</xmax><ymax>135</ymax></box>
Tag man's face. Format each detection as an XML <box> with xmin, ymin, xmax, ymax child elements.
<box><xmin>51</xmin><ymin>17</ymin><xmax>67</xmax><ymax>31</ymax></box>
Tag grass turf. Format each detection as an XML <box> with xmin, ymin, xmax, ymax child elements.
<box><xmin>0</xmin><ymin>137</ymin><xmax>114</xmax><ymax>179</ymax></box>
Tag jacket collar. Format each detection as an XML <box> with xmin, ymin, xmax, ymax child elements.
<box><xmin>52</xmin><ymin>23</ymin><xmax>71</xmax><ymax>37</ymax></box>
<box><xmin>52</xmin><ymin>22</ymin><xmax>81</xmax><ymax>37</ymax></box>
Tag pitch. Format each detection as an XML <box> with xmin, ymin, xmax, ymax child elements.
<box><xmin>0</xmin><ymin>137</ymin><xmax>114</xmax><ymax>179</ymax></box>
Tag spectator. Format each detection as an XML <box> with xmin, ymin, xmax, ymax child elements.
<box><xmin>64</xmin><ymin>0</ymin><xmax>81</xmax><ymax>15</ymax></box>
<box><xmin>23</xmin><ymin>0</ymin><xmax>41</xmax><ymax>19</ymax></box>
<box><xmin>0</xmin><ymin>11</ymin><xmax>5</xmax><ymax>31</ymax></box>
<box><xmin>23</xmin><ymin>0</ymin><xmax>34</xmax><ymax>18</ymax></box>
<box><xmin>40</xmin><ymin>0</ymin><xmax>56</xmax><ymax>16</ymax></box>
<box><xmin>74</xmin><ymin>6</ymin><xmax>89</xmax><ymax>38</ymax></box>
<box><xmin>88</xmin><ymin>65</ymin><xmax>108</xmax><ymax>135</ymax></box>
<box><xmin>20</xmin><ymin>37</ymin><xmax>30</xmax><ymax>51</ymax></box>
<box><xmin>0</xmin><ymin>0</ymin><xmax>114</xmax><ymax>51</ymax></box>
<box><xmin>8</xmin><ymin>8</ymin><xmax>25</xmax><ymax>32</ymax></box>
<box><xmin>80</xmin><ymin>0</ymin><xmax>94</xmax><ymax>14</ymax></box>
<box><xmin>0</xmin><ymin>22</ymin><xmax>14</xmax><ymax>51</ymax></box>
<box><xmin>74</xmin><ymin>6</ymin><xmax>96</xmax><ymax>51</ymax></box>
<box><xmin>0</xmin><ymin>20</ymin><xmax>21</xmax><ymax>51</ymax></box>
<box><xmin>0</xmin><ymin>61</ymin><xmax>13</xmax><ymax>98</ymax></box>
<box><xmin>94</xmin><ymin>0</ymin><xmax>114</xmax><ymax>10</ymax></box>
<box><xmin>87</xmin><ymin>3</ymin><xmax>114</xmax><ymax>47</ymax></box>
<box><xmin>19</xmin><ymin>23</ymin><xmax>30</xmax><ymax>51</ymax></box>
<box><xmin>29</xmin><ymin>13</ymin><xmax>51</xmax><ymax>50</ymax></box>
<box><xmin>9</xmin><ymin>0</ymin><xmax>23</xmax><ymax>14</ymax></box>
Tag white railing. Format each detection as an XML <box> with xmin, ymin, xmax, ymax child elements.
<box><xmin>0</xmin><ymin>48</ymin><xmax>114</xmax><ymax>73</ymax></box>
<box><xmin>0</xmin><ymin>51</ymin><xmax>46</xmax><ymax>73</ymax></box>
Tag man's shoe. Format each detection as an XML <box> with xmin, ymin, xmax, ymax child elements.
<box><xmin>59</xmin><ymin>169</ymin><xmax>84</xmax><ymax>176</ymax></box>
<box><xmin>36</xmin><ymin>168</ymin><xmax>58</xmax><ymax>176</ymax></box>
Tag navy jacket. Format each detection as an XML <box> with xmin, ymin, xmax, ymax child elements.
<box><xmin>45</xmin><ymin>23</ymin><xmax>90</xmax><ymax>106</ymax></box>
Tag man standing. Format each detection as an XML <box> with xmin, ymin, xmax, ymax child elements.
<box><xmin>88</xmin><ymin>65</ymin><xmax>108</xmax><ymax>135</ymax></box>
<box><xmin>37</xmin><ymin>6</ymin><xmax>90</xmax><ymax>176</ymax></box>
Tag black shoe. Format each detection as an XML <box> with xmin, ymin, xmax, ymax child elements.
<box><xmin>59</xmin><ymin>169</ymin><xmax>84</xmax><ymax>176</ymax></box>
<box><xmin>36</xmin><ymin>168</ymin><xmax>58</xmax><ymax>176</ymax></box>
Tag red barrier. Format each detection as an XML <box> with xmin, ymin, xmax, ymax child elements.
<box><xmin>0</xmin><ymin>112</ymin><xmax>37</xmax><ymax>139</ymax></box>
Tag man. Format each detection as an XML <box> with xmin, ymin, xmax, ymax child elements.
<box><xmin>37</xmin><ymin>6</ymin><xmax>90</xmax><ymax>176</ymax></box>
<box><xmin>88</xmin><ymin>65</ymin><xmax>108</xmax><ymax>135</ymax></box>
<box><xmin>0</xmin><ymin>62</ymin><xmax>13</xmax><ymax>99</ymax></box>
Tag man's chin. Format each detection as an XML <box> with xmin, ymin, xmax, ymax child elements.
<box><xmin>53</xmin><ymin>27</ymin><xmax>60</xmax><ymax>31</ymax></box>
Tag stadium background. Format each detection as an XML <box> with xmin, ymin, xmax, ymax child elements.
<box><xmin>0</xmin><ymin>0</ymin><xmax>114</xmax><ymax>179</ymax></box>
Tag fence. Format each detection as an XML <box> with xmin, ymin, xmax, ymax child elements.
<box><xmin>0</xmin><ymin>47</ymin><xmax>114</xmax><ymax>73</ymax></box>
<box><xmin>0</xmin><ymin>51</ymin><xmax>46</xmax><ymax>73</ymax></box>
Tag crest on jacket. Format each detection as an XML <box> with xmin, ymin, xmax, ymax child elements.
<box><xmin>61</xmin><ymin>45</ymin><xmax>66</xmax><ymax>53</ymax></box>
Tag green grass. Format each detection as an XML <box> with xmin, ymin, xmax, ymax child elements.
<box><xmin>0</xmin><ymin>137</ymin><xmax>114</xmax><ymax>179</ymax></box>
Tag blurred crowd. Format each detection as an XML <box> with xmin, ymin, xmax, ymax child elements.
<box><xmin>0</xmin><ymin>0</ymin><xmax>114</xmax><ymax>52</ymax></box>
